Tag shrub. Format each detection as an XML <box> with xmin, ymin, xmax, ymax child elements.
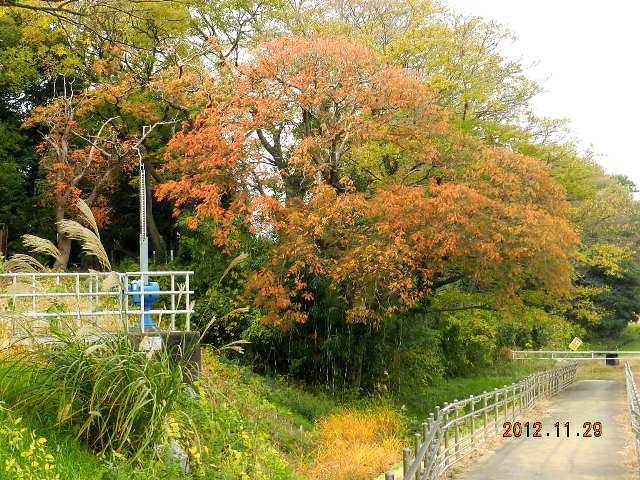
<box><xmin>438</xmin><ymin>311</ymin><xmax>498</xmax><ymax>376</ymax></box>
<box><xmin>495</xmin><ymin>308</ymin><xmax>581</xmax><ymax>350</ymax></box>
<box><xmin>0</xmin><ymin>328</ymin><xmax>189</xmax><ymax>460</ymax></box>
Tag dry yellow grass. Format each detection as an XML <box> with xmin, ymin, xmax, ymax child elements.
<box><xmin>302</xmin><ymin>408</ymin><xmax>402</xmax><ymax>480</ymax></box>
<box><xmin>575</xmin><ymin>359</ymin><xmax>640</xmax><ymax>381</ymax></box>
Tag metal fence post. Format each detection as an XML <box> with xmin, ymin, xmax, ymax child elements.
<box><xmin>423</xmin><ymin>419</ymin><xmax>430</xmax><ymax>472</ymax></box>
<box><xmin>443</xmin><ymin>404</ymin><xmax>449</xmax><ymax>470</ymax></box>
<box><xmin>432</xmin><ymin>408</ymin><xmax>439</xmax><ymax>472</ymax></box>
<box><xmin>503</xmin><ymin>385</ymin><xmax>508</xmax><ymax>419</ymax></box>
<box><xmin>31</xmin><ymin>273</ymin><xmax>36</xmax><ymax>315</ymax></box>
<box><xmin>414</xmin><ymin>432</ymin><xmax>422</xmax><ymax>480</ymax></box>
<box><xmin>140</xmin><ymin>272</ymin><xmax>146</xmax><ymax>332</ymax></box>
<box><xmin>493</xmin><ymin>388</ymin><xmax>499</xmax><ymax>432</ymax></box>
<box><xmin>470</xmin><ymin>395</ymin><xmax>475</xmax><ymax>442</ymax></box>
<box><xmin>185</xmin><ymin>272</ymin><xmax>191</xmax><ymax>331</ymax></box>
<box><xmin>88</xmin><ymin>277</ymin><xmax>93</xmax><ymax>323</ymax></box>
<box><xmin>454</xmin><ymin>400</ymin><xmax>460</xmax><ymax>459</ymax></box>
<box><xmin>482</xmin><ymin>393</ymin><xmax>488</xmax><ymax>439</ymax></box>
<box><xmin>170</xmin><ymin>273</ymin><xmax>176</xmax><ymax>331</ymax></box>
<box><xmin>75</xmin><ymin>274</ymin><xmax>81</xmax><ymax>327</ymax></box>
<box><xmin>428</xmin><ymin>407</ymin><xmax>441</xmax><ymax>478</ymax></box>
<box><xmin>94</xmin><ymin>274</ymin><xmax>99</xmax><ymax>315</ymax></box>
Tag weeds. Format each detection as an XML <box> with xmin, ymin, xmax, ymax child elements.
<box><xmin>194</xmin><ymin>353</ymin><xmax>306</xmax><ymax>479</ymax></box>
<box><xmin>0</xmin><ymin>407</ymin><xmax>60</xmax><ymax>480</ymax></box>
<box><xmin>0</xmin><ymin>327</ymin><xmax>188</xmax><ymax>460</ymax></box>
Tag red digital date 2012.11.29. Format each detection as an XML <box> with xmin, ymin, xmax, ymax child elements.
<box><xmin>503</xmin><ymin>421</ymin><xmax>602</xmax><ymax>438</ymax></box>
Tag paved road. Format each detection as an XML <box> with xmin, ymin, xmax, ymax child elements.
<box><xmin>455</xmin><ymin>380</ymin><xmax>634</xmax><ymax>480</ymax></box>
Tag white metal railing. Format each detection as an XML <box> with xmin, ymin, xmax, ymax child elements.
<box><xmin>0</xmin><ymin>271</ymin><xmax>194</xmax><ymax>336</ymax></box>
<box><xmin>385</xmin><ymin>363</ymin><xmax>577</xmax><ymax>480</ymax></box>
<box><xmin>513</xmin><ymin>350</ymin><xmax>640</xmax><ymax>360</ymax></box>
<box><xmin>625</xmin><ymin>363</ymin><xmax>640</xmax><ymax>476</ymax></box>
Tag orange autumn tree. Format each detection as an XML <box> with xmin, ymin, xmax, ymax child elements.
<box><xmin>158</xmin><ymin>35</ymin><xmax>577</xmax><ymax>329</ymax></box>
<box><xmin>25</xmin><ymin>86</ymin><xmax>127</xmax><ymax>269</ymax></box>
<box><xmin>158</xmin><ymin>36</ymin><xmax>447</xmax><ymax>218</ymax></box>
<box><xmin>25</xmin><ymin>79</ymin><xmax>168</xmax><ymax>270</ymax></box>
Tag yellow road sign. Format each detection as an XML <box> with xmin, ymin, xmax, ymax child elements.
<box><xmin>569</xmin><ymin>337</ymin><xmax>583</xmax><ymax>351</ymax></box>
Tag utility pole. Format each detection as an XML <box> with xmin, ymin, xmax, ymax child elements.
<box><xmin>139</xmin><ymin>126</ymin><xmax>150</xmax><ymax>274</ymax></box>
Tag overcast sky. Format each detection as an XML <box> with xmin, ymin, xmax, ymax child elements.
<box><xmin>445</xmin><ymin>0</ymin><xmax>640</xmax><ymax>186</ymax></box>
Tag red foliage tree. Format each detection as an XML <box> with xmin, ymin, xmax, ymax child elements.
<box><xmin>158</xmin><ymin>35</ymin><xmax>577</xmax><ymax>328</ymax></box>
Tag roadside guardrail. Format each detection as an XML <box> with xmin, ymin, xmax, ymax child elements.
<box><xmin>385</xmin><ymin>363</ymin><xmax>578</xmax><ymax>480</ymax></box>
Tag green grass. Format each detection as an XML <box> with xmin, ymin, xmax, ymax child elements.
<box><xmin>0</xmin><ymin>343</ymin><xmax>320</xmax><ymax>480</ymax></box>
<box><xmin>617</xmin><ymin>324</ymin><xmax>640</xmax><ymax>350</ymax></box>
<box><xmin>195</xmin><ymin>354</ymin><xmax>340</xmax><ymax>474</ymax></box>
<box><xmin>0</xmin><ymin>329</ymin><xmax>188</xmax><ymax>460</ymax></box>
<box><xmin>0</xmin><ymin>347</ymin><xmax>344</xmax><ymax>480</ymax></box>
<box><xmin>398</xmin><ymin>360</ymin><xmax>552</xmax><ymax>426</ymax></box>
<box><xmin>0</xmin><ymin>406</ymin><xmax>189</xmax><ymax>480</ymax></box>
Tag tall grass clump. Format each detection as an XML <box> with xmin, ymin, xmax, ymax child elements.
<box><xmin>0</xmin><ymin>327</ymin><xmax>188</xmax><ymax>460</ymax></box>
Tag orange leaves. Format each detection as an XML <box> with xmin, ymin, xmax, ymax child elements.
<box><xmin>247</xmin><ymin>180</ymin><xmax>577</xmax><ymax>328</ymax></box>
<box><xmin>160</xmin><ymin>34</ymin><xmax>448</xmax><ymax>212</ymax></box>
<box><xmin>27</xmin><ymin>73</ymin><xmax>172</xmax><ymax>237</ymax></box>
<box><xmin>158</xmin><ymin>34</ymin><xmax>578</xmax><ymax>329</ymax></box>
<box><xmin>465</xmin><ymin>145</ymin><xmax>571</xmax><ymax>218</ymax></box>
<box><xmin>157</xmin><ymin>96</ymin><xmax>253</xmax><ymax>247</ymax></box>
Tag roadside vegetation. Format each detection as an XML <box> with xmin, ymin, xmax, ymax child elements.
<box><xmin>1</xmin><ymin>0</ymin><xmax>640</xmax><ymax>478</ymax></box>
<box><xmin>601</xmin><ymin>323</ymin><xmax>640</xmax><ymax>350</ymax></box>
<box><xmin>0</xmin><ymin>337</ymin><xmax>547</xmax><ymax>480</ymax></box>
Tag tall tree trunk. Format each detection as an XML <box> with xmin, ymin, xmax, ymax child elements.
<box><xmin>350</xmin><ymin>325</ymin><xmax>368</xmax><ymax>392</ymax></box>
<box><xmin>55</xmin><ymin>235</ymin><xmax>71</xmax><ymax>270</ymax></box>
<box><xmin>145</xmin><ymin>166</ymin><xmax>166</xmax><ymax>259</ymax></box>
<box><xmin>54</xmin><ymin>203</ymin><xmax>70</xmax><ymax>270</ymax></box>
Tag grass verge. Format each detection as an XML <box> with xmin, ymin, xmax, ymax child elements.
<box><xmin>0</xmin><ymin>341</ymin><xmax>553</xmax><ymax>480</ymax></box>
<box><xmin>399</xmin><ymin>360</ymin><xmax>552</xmax><ymax>426</ymax></box>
